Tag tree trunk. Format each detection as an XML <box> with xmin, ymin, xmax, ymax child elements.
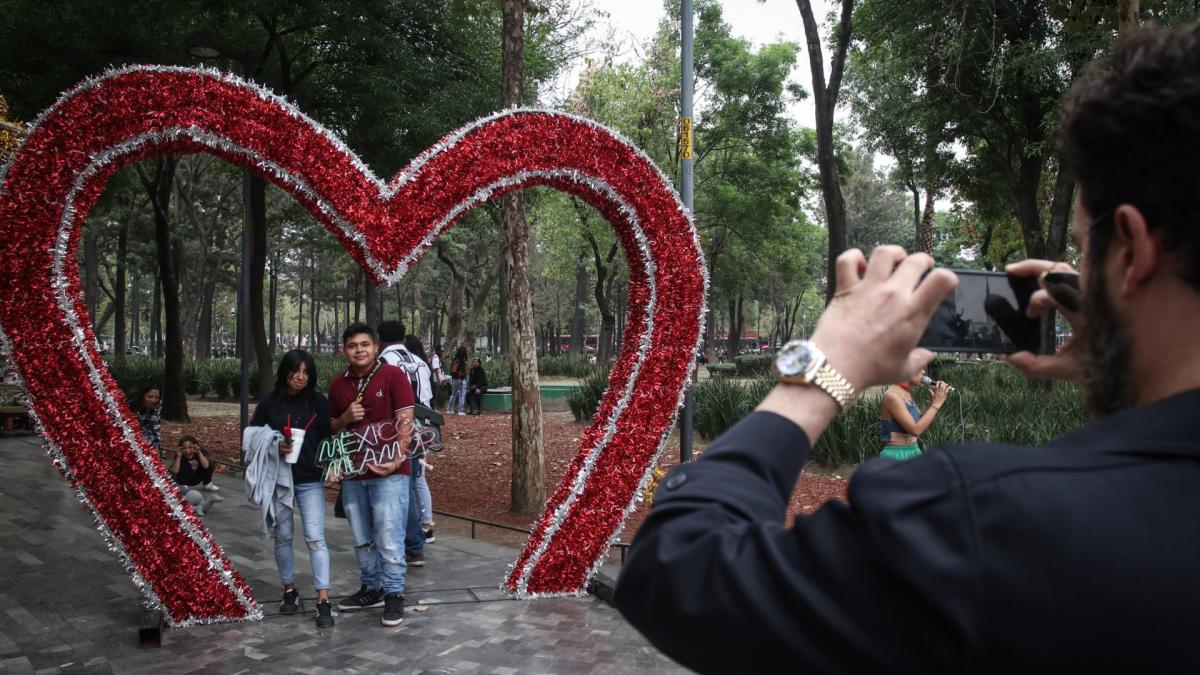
<box><xmin>464</xmin><ymin>258</ymin><xmax>500</xmax><ymax>352</ymax></box>
<box><xmin>365</xmin><ymin>278</ymin><xmax>378</xmax><ymax>331</ymax></box>
<box><xmin>436</xmin><ymin>241</ymin><xmax>467</xmax><ymax>355</ymax></box>
<box><xmin>570</xmin><ymin>255</ymin><xmax>587</xmax><ymax>357</ymax></box>
<box><xmin>1119</xmin><ymin>0</ymin><xmax>1140</xmax><ymax>32</ymax></box>
<box><xmin>269</xmin><ymin>250</ymin><xmax>278</xmax><ymax>356</ymax></box>
<box><xmin>798</xmin><ymin>0</ymin><xmax>853</xmax><ymax>303</ymax></box>
<box><xmin>916</xmin><ymin>186</ymin><xmax>936</xmax><ymax>254</ymax></box>
<box><xmin>502</xmin><ymin>0</ymin><xmax>544</xmax><ymax>515</ymax></box>
<box><xmin>152</xmin><ymin>273</ymin><xmax>162</xmax><ymax>358</ymax></box>
<box><xmin>248</xmin><ymin>177</ymin><xmax>273</xmax><ymax>397</ymax></box>
<box><xmin>726</xmin><ymin>296</ymin><xmax>744</xmax><ymax>359</ymax></box>
<box><xmin>139</xmin><ymin>158</ymin><xmax>188</xmax><ymax>422</ymax></box>
<box><xmin>114</xmin><ymin>223</ymin><xmax>128</xmax><ymax>365</ymax></box>
<box><xmin>84</xmin><ymin>228</ymin><xmax>100</xmax><ymax>323</ymax></box>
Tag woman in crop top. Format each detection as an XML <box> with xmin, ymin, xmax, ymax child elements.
<box><xmin>878</xmin><ymin>368</ymin><xmax>950</xmax><ymax>460</ymax></box>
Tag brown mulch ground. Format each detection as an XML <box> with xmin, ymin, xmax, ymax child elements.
<box><xmin>161</xmin><ymin>404</ymin><xmax>850</xmax><ymax>547</ymax></box>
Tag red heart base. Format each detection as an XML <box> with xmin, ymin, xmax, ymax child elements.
<box><xmin>0</xmin><ymin>66</ymin><xmax>706</xmax><ymax>624</ymax></box>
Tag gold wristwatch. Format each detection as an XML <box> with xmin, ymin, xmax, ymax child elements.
<box><xmin>773</xmin><ymin>339</ymin><xmax>856</xmax><ymax>409</ymax></box>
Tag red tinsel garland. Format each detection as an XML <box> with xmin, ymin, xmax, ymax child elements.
<box><xmin>0</xmin><ymin>66</ymin><xmax>706</xmax><ymax>621</ymax></box>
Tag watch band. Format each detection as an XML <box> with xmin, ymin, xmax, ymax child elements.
<box><xmin>811</xmin><ymin>363</ymin><xmax>855</xmax><ymax>409</ymax></box>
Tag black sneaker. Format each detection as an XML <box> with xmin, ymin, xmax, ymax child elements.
<box><xmin>381</xmin><ymin>593</ymin><xmax>405</xmax><ymax>626</ymax></box>
<box><xmin>422</xmin><ymin>528</ymin><xmax>436</xmax><ymax>544</ymax></box>
<box><xmin>315</xmin><ymin>600</ymin><xmax>335</xmax><ymax>628</ymax></box>
<box><xmin>337</xmin><ymin>585</ymin><xmax>385</xmax><ymax>611</ymax></box>
<box><xmin>280</xmin><ymin>588</ymin><xmax>302</xmax><ymax>615</ymax></box>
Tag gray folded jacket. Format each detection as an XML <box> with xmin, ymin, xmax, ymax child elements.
<box><xmin>242</xmin><ymin>425</ymin><xmax>290</xmax><ymax>539</ymax></box>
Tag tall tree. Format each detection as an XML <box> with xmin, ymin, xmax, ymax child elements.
<box><xmin>136</xmin><ymin>158</ymin><xmax>189</xmax><ymax>421</ymax></box>
<box><xmin>797</xmin><ymin>0</ymin><xmax>854</xmax><ymax>302</ymax></box>
<box><xmin>501</xmin><ymin>0</ymin><xmax>546</xmax><ymax>515</ymax></box>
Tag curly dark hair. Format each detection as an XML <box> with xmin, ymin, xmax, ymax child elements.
<box><xmin>1062</xmin><ymin>23</ymin><xmax>1200</xmax><ymax>289</ymax></box>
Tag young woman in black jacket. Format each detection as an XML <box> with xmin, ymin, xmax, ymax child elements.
<box><xmin>466</xmin><ymin>357</ymin><xmax>488</xmax><ymax>415</ymax></box>
<box><xmin>249</xmin><ymin>349</ymin><xmax>335</xmax><ymax>627</ymax></box>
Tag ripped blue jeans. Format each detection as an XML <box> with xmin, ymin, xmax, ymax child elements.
<box><xmin>340</xmin><ymin>473</ymin><xmax>409</xmax><ymax>595</ymax></box>
<box><xmin>272</xmin><ymin>481</ymin><xmax>330</xmax><ymax>591</ymax></box>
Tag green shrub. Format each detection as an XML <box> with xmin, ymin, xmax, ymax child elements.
<box><xmin>693</xmin><ymin>376</ymin><xmax>754</xmax><ymax>440</ymax></box>
<box><xmin>483</xmin><ymin>356</ymin><xmax>511</xmax><ymax>389</ymax></box>
<box><xmin>207</xmin><ymin>359</ymin><xmax>239</xmax><ymax>400</ymax></box>
<box><xmin>103</xmin><ymin>355</ymin><xmax>164</xmax><ymax>401</ymax></box>
<box><xmin>733</xmin><ymin>353</ymin><xmax>774</xmax><ymax>377</ymax></box>
<box><xmin>706</xmin><ymin>363</ymin><xmax>736</xmax><ymax>378</ymax></box>
<box><xmin>567</xmin><ymin>369</ymin><xmax>610</xmax><ymax>421</ymax></box>
<box><xmin>183</xmin><ymin>361</ymin><xmax>206</xmax><ymax>396</ymax></box>
<box><xmin>538</xmin><ymin>355</ymin><xmax>599</xmax><ymax>379</ymax></box>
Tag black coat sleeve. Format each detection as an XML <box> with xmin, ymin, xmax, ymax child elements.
<box><xmin>614</xmin><ymin>411</ymin><xmax>980</xmax><ymax>675</ymax></box>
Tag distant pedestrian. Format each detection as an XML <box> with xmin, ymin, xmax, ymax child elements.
<box><xmin>449</xmin><ymin>346</ymin><xmax>468</xmax><ymax>416</ymax></box>
<box><xmin>466</xmin><ymin>357</ymin><xmax>488</xmax><ymax>415</ymax></box>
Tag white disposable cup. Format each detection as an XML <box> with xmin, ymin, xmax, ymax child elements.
<box><xmin>285</xmin><ymin>428</ymin><xmax>306</xmax><ymax>464</ymax></box>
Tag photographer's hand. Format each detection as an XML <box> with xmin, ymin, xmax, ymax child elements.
<box><xmin>1001</xmin><ymin>259</ymin><xmax>1083</xmax><ymax>383</ymax></box>
<box><xmin>758</xmin><ymin>247</ymin><xmax>957</xmax><ymax>439</ymax></box>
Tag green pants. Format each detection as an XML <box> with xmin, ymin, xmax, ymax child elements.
<box><xmin>880</xmin><ymin>443</ymin><xmax>922</xmax><ymax>461</ymax></box>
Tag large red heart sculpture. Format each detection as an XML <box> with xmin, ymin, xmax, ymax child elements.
<box><xmin>0</xmin><ymin>66</ymin><xmax>706</xmax><ymax>624</ymax></box>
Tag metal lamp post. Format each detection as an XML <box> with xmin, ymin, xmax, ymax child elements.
<box><xmin>680</xmin><ymin>0</ymin><xmax>696</xmax><ymax>463</ymax></box>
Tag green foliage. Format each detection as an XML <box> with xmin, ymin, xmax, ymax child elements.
<box><xmin>733</xmin><ymin>354</ymin><xmax>773</xmax><ymax>377</ymax></box>
<box><xmin>206</xmin><ymin>360</ymin><xmax>241</xmax><ymax>400</ymax></box>
<box><xmin>483</xmin><ymin>357</ymin><xmax>511</xmax><ymax>389</ymax></box>
<box><xmin>690</xmin><ymin>363</ymin><xmax>1089</xmax><ymax>466</ymax></box>
<box><xmin>567</xmin><ymin>369</ymin><xmax>611</xmax><ymax>422</ymax></box>
<box><xmin>538</xmin><ymin>356</ymin><xmax>600</xmax><ymax>379</ymax></box>
<box><xmin>104</xmin><ymin>356</ymin><xmax>164</xmax><ymax>403</ymax></box>
<box><xmin>705</xmin><ymin>363</ymin><xmax>736</xmax><ymax>378</ymax></box>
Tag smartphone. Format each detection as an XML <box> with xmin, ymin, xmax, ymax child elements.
<box><xmin>918</xmin><ymin>270</ymin><xmax>1018</xmax><ymax>354</ymax></box>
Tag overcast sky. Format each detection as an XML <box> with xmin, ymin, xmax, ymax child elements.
<box><xmin>547</xmin><ymin>0</ymin><xmax>838</xmax><ymax>134</ymax></box>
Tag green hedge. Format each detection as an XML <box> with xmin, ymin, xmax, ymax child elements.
<box><xmin>705</xmin><ymin>363</ymin><xmax>736</xmax><ymax>378</ymax></box>
<box><xmin>733</xmin><ymin>353</ymin><xmax>774</xmax><ymax>377</ymax></box>
<box><xmin>690</xmin><ymin>362</ymin><xmax>1089</xmax><ymax>466</ymax></box>
<box><xmin>568</xmin><ymin>369</ymin><xmax>611</xmax><ymax>421</ymax></box>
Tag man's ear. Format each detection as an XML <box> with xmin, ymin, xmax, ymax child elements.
<box><xmin>1112</xmin><ymin>204</ymin><xmax>1160</xmax><ymax>297</ymax></box>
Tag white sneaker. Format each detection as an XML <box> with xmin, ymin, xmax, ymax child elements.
<box><xmin>457</xmin><ymin>411</ymin><xmax>465</xmax><ymax>416</ymax></box>
<box><xmin>203</xmin><ymin>483</ymin><xmax>220</xmax><ymax>492</ymax></box>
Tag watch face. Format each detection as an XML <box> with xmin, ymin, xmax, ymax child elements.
<box><xmin>776</xmin><ymin>342</ymin><xmax>815</xmax><ymax>377</ymax></box>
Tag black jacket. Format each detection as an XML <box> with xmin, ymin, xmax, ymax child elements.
<box><xmin>249</xmin><ymin>389</ymin><xmax>332</xmax><ymax>484</ymax></box>
<box><xmin>468</xmin><ymin>366</ymin><xmax>488</xmax><ymax>391</ymax></box>
<box><xmin>615</xmin><ymin>388</ymin><xmax>1200</xmax><ymax>674</ymax></box>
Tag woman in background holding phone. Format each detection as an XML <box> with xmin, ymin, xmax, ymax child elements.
<box><xmin>878</xmin><ymin>368</ymin><xmax>950</xmax><ymax>460</ymax></box>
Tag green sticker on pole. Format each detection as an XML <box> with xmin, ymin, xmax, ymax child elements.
<box><xmin>681</xmin><ymin>116</ymin><xmax>693</xmax><ymax>160</ymax></box>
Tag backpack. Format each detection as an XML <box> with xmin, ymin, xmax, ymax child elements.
<box><xmin>450</xmin><ymin>359</ymin><xmax>466</xmax><ymax>378</ymax></box>
<box><xmin>378</xmin><ymin>345</ymin><xmax>428</xmax><ymax>405</ymax></box>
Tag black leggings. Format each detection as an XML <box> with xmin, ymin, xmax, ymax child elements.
<box><xmin>466</xmin><ymin>387</ymin><xmax>486</xmax><ymax>412</ymax></box>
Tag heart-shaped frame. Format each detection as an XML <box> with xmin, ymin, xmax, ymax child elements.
<box><xmin>0</xmin><ymin>66</ymin><xmax>706</xmax><ymax>625</ymax></box>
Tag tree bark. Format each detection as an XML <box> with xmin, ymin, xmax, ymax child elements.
<box><xmin>365</xmin><ymin>278</ymin><xmax>379</xmax><ymax>331</ymax></box>
<box><xmin>464</xmin><ymin>258</ymin><xmax>500</xmax><ymax>352</ymax></box>
<box><xmin>114</xmin><ymin>222</ymin><xmax>128</xmax><ymax>365</ymax></box>
<box><xmin>138</xmin><ymin>158</ymin><xmax>188</xmax><ymax>422</ymax></box>
<box><xmin>797</xmin><ymin>0</ymin><xmax>853</xmax><ymax>303</ymax></box>
<box><xmin>248</xmin><ymin>177</ymin><xmax>273</xmax><ymax>397</ymax></box>
<box><xmin>502</xmin><ymin>0</ymin><xmax>544</xmax><ymax>515</ymax></box>
<box><xmin>436</xmin><ymin>240</ymin><xmax>467</xmax><ymax>355</ymax></box>
<box><xmin>84</xmin><ymin>228</ymin><xmax>100</xmax><ymax>323</ymax></box>
<box><xmin>917</xmin><ymin>186</ymin><xmax>936</xmax><ymax>254</ymax></box>
<box><xmin>570</xmin><ymin>255</ymin><xmax>587</xmax><ymax>357</ymax></box>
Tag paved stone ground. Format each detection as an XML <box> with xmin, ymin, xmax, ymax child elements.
<box><xmin>0</xmin><ymin>431</ymin><xmax>686</xmax><ymax>674</ymax></box>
